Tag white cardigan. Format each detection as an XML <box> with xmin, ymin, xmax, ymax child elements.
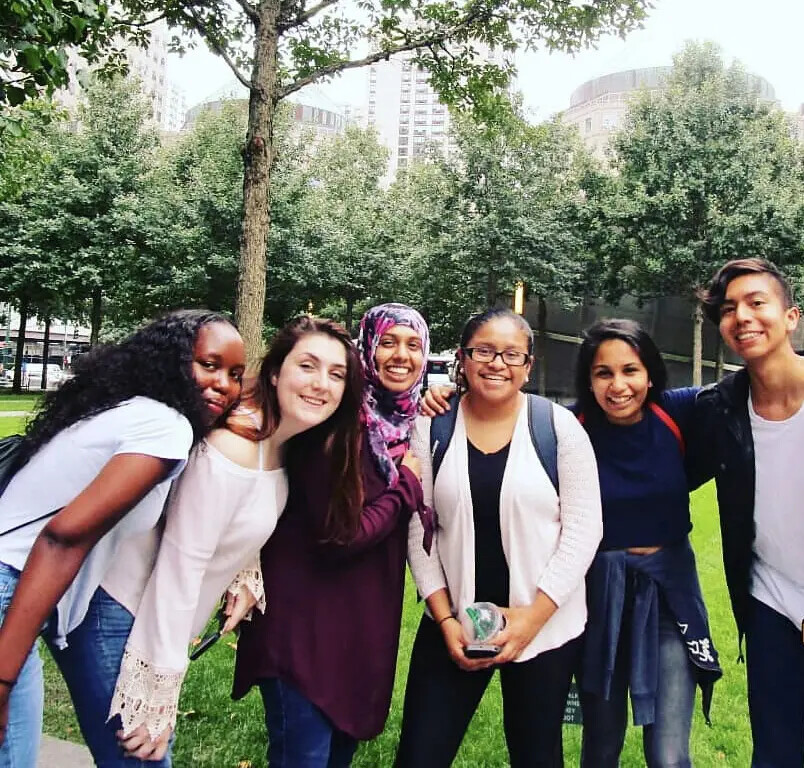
<box><xmin>407</xmin><ymin>396</ymin><xmax>602</xmax><ymax>662</ymax></box>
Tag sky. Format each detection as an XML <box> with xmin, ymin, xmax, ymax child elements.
<box><xmin>168</xmin><ymin>0</ymin><xmax>804</xmax><ymax>118</ymax></box>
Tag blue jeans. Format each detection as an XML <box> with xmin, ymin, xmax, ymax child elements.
<box><xmin>0</xmin><ymin>563</ymin><xmax>170</xmax><ymax>768</ymax></box>
<box><xmin>0</xmin><ymin>563</ymin><xmax>44</xmax><ymax>768</ymax></box>
<box><xmin>746</xmin><ymin>597</ymin><xmax>804</xmax><ymax>768</ymax></box>
<box><xmin>259</xmin><ymin>678</ymin><xmax>358</xmax><ymax>768</ymax></box>
<box><xmin>580</xmin><ymin>600</ymin><xmax>696</xmax><ymax>768</ymax></box>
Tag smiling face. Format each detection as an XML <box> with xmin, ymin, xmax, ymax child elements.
<box><xmin>192</xmin><ymin>322</ymin><xmax>245</xmax><ymax>425</ymax></box>
<box><xmin>718</xmin><ymin>273</ymin><xmax>799</xmax><ymax>363</ymax></box>
<box><xmin>374</xmin><ymin>324</ymin><xmax>425</xmax><ymax>393</ymax></box>
<box><xmin>461</xmin><ymin>316</ymin><xmax>532</xmax><ymax>404</ymax></box>
<box><xmin>589</xmin><ymin>339</ymin><xmax>650</xmax><ymax>426</ymax></box>
<box><xmin>274</xmin><ymin>332</ymin><xmax>348</xmax><ymax>431</ymax></box>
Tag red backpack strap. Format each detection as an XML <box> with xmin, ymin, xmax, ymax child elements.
<box><xmin>649</xmin><ymin>402</ymin><xmax>685</xmax><ymax>456</ymax></box>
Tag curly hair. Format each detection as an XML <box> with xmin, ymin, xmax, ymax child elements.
<box><xmin>240</xmin><ymin>315</ymin><xmax>364</xmax><ymax>544</ymax></box>
<box><xmin>19</xmin><ymin>309</ymin><xmax>236</xmax><ymax>465</ymax></box>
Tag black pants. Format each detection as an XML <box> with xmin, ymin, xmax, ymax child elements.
<box><xmin>395</xmin><ymin>615</ymin><xmax>579</xmax><ymax>768</ymax></box>
<box><xmin>745</xmin><ymin>597</ymin><xmax>804</xmax><ymax>768</ymax></box>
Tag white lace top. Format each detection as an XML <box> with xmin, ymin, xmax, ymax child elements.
<box><xmin>104</xmin><ymin>438</ymin><xmax>287</xmax><ymax>739</ymax></box>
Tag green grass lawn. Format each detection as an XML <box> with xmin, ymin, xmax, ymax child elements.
<box><xmin>39</xmin><ymin>482</ymin><xmax>752</xmax><ymax>767</ymax></box>
<box><xmin>0</xmin><ymin>393</ymin><xmax>38</xmax><ymax>413</ymax></box>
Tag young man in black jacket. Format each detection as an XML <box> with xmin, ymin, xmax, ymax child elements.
<box><xmin>694</xmin><ymin>258</ymin><xmax>804</xmax><ymax>768</ymax></box>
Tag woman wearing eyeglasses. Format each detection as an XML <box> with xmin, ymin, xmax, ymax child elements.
<box><xmin>396</xmin><ymin>308</ymin><xmax>602</xmax><ymax>768</ymax></box>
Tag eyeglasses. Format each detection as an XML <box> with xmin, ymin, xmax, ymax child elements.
<box><xmin>462</xmin><ymin>347</ymin><xmax>530</xmax><ymax>367</ymax></box>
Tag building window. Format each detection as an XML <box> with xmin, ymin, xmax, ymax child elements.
<box><xmin>399</xmin><ymin>125</ymin><xmax>409</xmax><ymax>135</ymax></box>
<box><xmin>398</xmin><ymin>157</ymin><xmax>408</xmax><ymax>168</ymax></box>
<box><xmin>398</xmin><ymin>146</ymin><xmax>409</xmax><ymax>155</ymax></box>
<box><xmin>585</xmin><ymin>117</ymin><xmax>592</xmax><ymax>133</ymax></box>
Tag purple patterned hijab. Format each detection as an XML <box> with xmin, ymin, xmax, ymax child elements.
<box><xmin>358</xmin><ymin>303</ymin><xmax>430</xmax><ymax>487</ymax></box>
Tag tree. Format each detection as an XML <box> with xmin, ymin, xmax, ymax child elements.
<box><xmin>0</xmin><ymin>0</ymin><xmax>130</xmax><ymax>110</ymax></box>
<box><xmin>389</xmin><ymin>104</ymin><xmax>593</xmax><ymax>380</ymax></box>
<box><xmin>602</xmin><ymin>41</ymin><xmax>804</xmax><ymax>384</ymax></box>
<box><xmin>114</xmin><ymin>0</ymin><xmax>648</xmax><ymax>357</ymax></box>
<box><xmin>0</xmin><ymin>76</ymin><xmax>159</xmax><ymax>349</ymax></box>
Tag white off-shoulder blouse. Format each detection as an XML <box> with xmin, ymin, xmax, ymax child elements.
<box><xmin>103</xmin><ymin>438</ymin><xmax>288</xmax><ymax>739</ymax></box>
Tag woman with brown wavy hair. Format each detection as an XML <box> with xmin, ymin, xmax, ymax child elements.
<box><xmin>102</xmin><ymin>315</ymin><xmax>363</xmax><ymax>765</ymax></box>
<box><xmin>234</xmin><ymin>303</ymin><xmax>430</xmax><ymax>768</ymax></box>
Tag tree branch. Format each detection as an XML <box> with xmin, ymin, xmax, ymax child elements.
<box><xmin>232</xmin><ymin>0</ymin><xmax>260</xmax><ymax>25</ymax></box>
<box><xmin>280</xmin><ymin>12</ymin><xmax>483</xmax><ymax>100</ymax></box>
<box><xmin>279</xmin><ymin>0</ymin><xmax>339</xmax><ymax>33</ymax></box>
<box><xmin>183</xmin><ymin>7</ymin><xmax>251</xmax><ymax>89</ymax></box>
<box><xmin>114</xmin><ymin>12</ymin><xmax>169</xmax><ymax>29</ymax></box>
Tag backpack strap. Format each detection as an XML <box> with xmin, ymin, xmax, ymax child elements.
<box><xmin>430</xmin><ymin>401</ymin><xmax>460</xmax><ymax>481</ymax></box>
<box><xmin>527</xmin><ymin>394</ymin><xmax>559</xmax><ymax>494</ymax></box>
<box><xmin>648</xmin><ymin>402</ymin><xmax>685</xmax><ymax>455</ymax></box>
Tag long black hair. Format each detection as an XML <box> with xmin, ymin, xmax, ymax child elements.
<box><xmin>574</xmin><ymin>318</ymin><xmax>667</xmax><ymax>418</ymax></box>
<box><xmin>20</xmin><ymin>309</ymin><xmax>235</xmax><ymax>464</ymax></box>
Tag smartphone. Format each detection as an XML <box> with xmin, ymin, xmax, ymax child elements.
<box><xmin>464</xmin><ymin>644</ymin><xmax>501</xmax><ymax>659</ymax></box>
<box><xmin>189</xmin><ymin>630</ymin><xmax>221</xmax><ymax>661</ymax></box>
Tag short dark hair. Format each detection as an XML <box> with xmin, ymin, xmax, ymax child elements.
<box><xmin>574</xmin><ymin>319</ymin><xmax>667</xmax><ymax>417</ymax></box>
<box><xmin>700</xmin><ymin>258</ymin><xmax>794</xmax><ymax>324</ymax></box>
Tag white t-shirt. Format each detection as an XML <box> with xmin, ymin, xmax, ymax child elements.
<box><xmin>0</xmin><ymin>397</ymin><xmax>193</xmax><ymax>647</ymax></box>
<box><xmin>750</xmin><ymin>397</ymin><xmax>804</xmax><ymax>630</ymax></box>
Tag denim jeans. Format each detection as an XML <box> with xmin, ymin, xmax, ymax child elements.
<box><xmin>259</xmin><ymin>678</ymin><xmax>358</xmax><ymax>768</ymax></box>
<box><xmin>745</xmin><ymin>597</ymin><xmax>804</xmax><ymax>768</ymax></box>
<box><xmin>580</xmin><ymin>600</ymin><xmax>696</xmax><ymax>768</ymax></box>
<box><xmin>0</xmin><ymin>563</ymin><xmax>44</xmax><ymax>768</ymax></box>
<box><xmin>0</xmin><ymin>563</ymin><xmax>169</xmax><ymax>768</ymax></box>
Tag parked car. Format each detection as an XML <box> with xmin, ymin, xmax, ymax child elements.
<box><xmin>4</xmin><ymin>363</ymin><xmax>65</xmax><ymax>389</ymax></box>
<box><xmin>424</xmin><ymin>354</ymin><xmax>455</xmax><ymax>391</ymax></box>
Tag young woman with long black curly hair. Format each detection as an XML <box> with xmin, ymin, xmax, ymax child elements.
<box><xmin>0</xmin><ymin>309</ymin><xmax>246</xmax><ymax>768</ymax></box>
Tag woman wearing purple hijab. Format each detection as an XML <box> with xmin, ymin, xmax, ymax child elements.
<box><xmin>234</xmin><ymin>304</ymin><xmax>432</xmax><ymax>768</ymax></box>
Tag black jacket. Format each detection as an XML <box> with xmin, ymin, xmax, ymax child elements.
<box><xmin>690</xmin><ymin>368</ymin><xmax>755</xmax><ymax>641</ymax></box>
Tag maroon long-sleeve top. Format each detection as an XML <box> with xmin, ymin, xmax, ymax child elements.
<box><xmin>232</xmin><ymin>432</ymin><xmax>423</xmax><ymax>739</ymax></box>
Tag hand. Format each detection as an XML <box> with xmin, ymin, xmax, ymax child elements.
<box><xmin>221</xmin><ymin>585</ymin><xmax>258</xmax><ymax>634</ymax></box>
<box><xmin>440</xmin><ymin>617</ymin><xmax>496</xmax><ymax>672</ymax></box>
<box><xmin>421</xmin><ymin>385</ymin><xmax>456</xmax><ymax>417</ymax></box>
<box><xmin>490</xmin><ymin>604</ymin><xmax>551</xmax><ymax>665</ymax></box>
<box><xmin>401</xmin><ymin>451</ymin><xmax>421</xmax><ymax>481</ymax></box>
<box><xmin>117</xmin><ymin>723</ymin><xmax>172</xmax><ymax>761</ymax></box>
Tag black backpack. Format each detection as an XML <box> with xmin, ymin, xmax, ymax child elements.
<box><xmin>429</xmin><ymin>393</ymin><xmax>559</xmax><ymax>493</ymax></box>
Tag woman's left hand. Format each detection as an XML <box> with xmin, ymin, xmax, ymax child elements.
<box><xmin>221</xmin><ymin>585</ymin><xmax>257</xmax><ymax>634</ymax></box>
<box><xmin>491</xmin><ymin>594</ymin><xmax>558</xmax><ymax>664</ymax></box>
<box><xmin>117</xmin><ymin>723</ymin><xmax>172</xmax><ymax>761</ymax></box>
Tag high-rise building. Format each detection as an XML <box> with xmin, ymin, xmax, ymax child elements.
<box><xmin>367</xmin><ymin>47</ymin><xmax>508</xmax><ymax>182</ymax></box>
<box><xmin>57</xmin><ymin>21</ymin><xmax>187</xmax><ymax>133</ymax></box>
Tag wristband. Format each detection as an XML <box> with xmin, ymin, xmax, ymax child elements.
<box><xmin>437</xmin><ymin>614</ymin><xmax>457</xmax><ymax>626</ymax></box>
<box><xmin>0</xmin><ymin>677</ymin><xmax>16</xmax><ymax>689</ymax></box>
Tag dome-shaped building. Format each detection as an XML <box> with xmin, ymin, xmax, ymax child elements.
<box><xmin>561</xmin><ymin>66</ymin><xmax>777</xmax><ymax>159</ymax></box>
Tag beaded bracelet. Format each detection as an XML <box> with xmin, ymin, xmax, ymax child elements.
<box><xmin>437</xmin><ymin>614</ymin><xmax>457</xmax><ymax>626</ymax></box>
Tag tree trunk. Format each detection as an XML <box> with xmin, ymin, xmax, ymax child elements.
<box><xmin>40</xmin><ymin>316</ymin><xmax>51</xmax><ymax>390</ymax></box>
<box><xmin>234</xmin><ymin>2</ymin><xmax>281</xmax><ymax>362</ymax></box>
<box><xmin>12</xmin><ymin>296</ymin><xmax>28</xmax><ymax>394</ymax></box>
<box><xmin>485</xmin><ymin>270</ymin><xmax>497</xmax><ymax>307</ymax></box>
<box><xmin>536</xmin><ymin>295</ymin><xmax>547</xmax><ymax>396</ymax></box>
<box><xmin>345</xmin><ymin>296</ymin><xmax>355</xmax><ymax>338</ymax></box>
<box><xmin>715</xmin><ymin>336</ymin><xmax>725</xmax><ymax>382</ymax></box>
<box><xmin>90</xmin><ymin>285</ymin><xmax>102</xmax><ymax>347</ymax></box>
<box><xmin>692</xmin><ymin>301</ymin><xmax>703</xmax><ymax>387</ymax></box>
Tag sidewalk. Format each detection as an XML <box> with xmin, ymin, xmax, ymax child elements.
<box><xmin>38</xmin><ymin>735</ymin><xmax>92</xmax><ymax>767</ymax></box>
